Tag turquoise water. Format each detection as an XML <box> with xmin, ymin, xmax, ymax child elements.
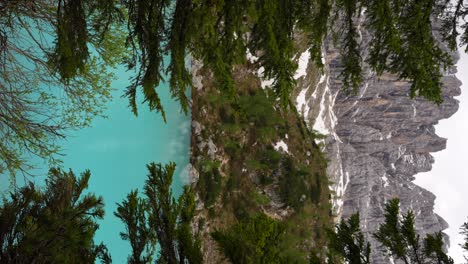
<box><xmin>0</xmin><ymin>67</ymin><xmax>190</xmax><ymax>262</ymax></box>
<box><xmin>67</xmin><ymin>69</ymin><xmax>190</xmax><ymax>262</ymax></box>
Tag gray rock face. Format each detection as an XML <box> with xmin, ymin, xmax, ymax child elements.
<box><xmin>294</xmin><ymin>22</ymin><xmax>461</xmax><ymax>262</ymax></box>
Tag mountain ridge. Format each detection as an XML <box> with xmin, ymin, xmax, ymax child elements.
<box><xmin>295</xmin><ymin>21</ymin><xmax>461</xmax><ymax>262</ymax></box>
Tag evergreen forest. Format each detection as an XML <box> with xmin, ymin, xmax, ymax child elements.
<box><xmin>2</xmin><ymin>0</ymin><xmax>468</xmax><ymax>263</ymax></box>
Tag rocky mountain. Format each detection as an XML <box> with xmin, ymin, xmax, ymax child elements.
<box><xmin>294</xmin><ymin>21</ymin><xmax>461</xmax><ymax>262</ymax></box>
<box><xmin>188</xmin><ymin>15</ymin><xmax>461</xmax><ymax>262</ymax></box>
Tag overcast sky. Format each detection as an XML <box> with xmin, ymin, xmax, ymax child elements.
<box><xmin>414</xmin><ymin>48</ymin><xmax>468</xmax><ymax>263</ymax></box>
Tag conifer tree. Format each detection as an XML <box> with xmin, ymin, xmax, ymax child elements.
<box><xmin>115</xmin><ymin>190</ymin><xmax>156</xmax><ymax>264</ymax></box>
<box><xmin>0</xmin><ymin>168</ymin><xmax>110</xmax><ymax>264</ymax></box>
<box><xmin>373</xmin><ymin>198</ymin><xmax>453</xmax><ymax>264</ymax></box>
<box><xmin>328</xmin><ymin>198</ymin><xmax>454</xmax><ymax>264</ymax></box>
<box><xmin>326</xmin><ymin>213</ymin><xmax>371</xmax><ymax>264</ymax></box>
<box><xmin>116</xmin><ymin>162</ymin><xmax>202</xmax><ymax>264</ymax></box>
<box><xmin>3</xmin><ymin>0</ymin><xmax>468</xmax><ymax>177</ymax></box>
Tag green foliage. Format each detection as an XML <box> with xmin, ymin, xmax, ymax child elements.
<box><xmin>279</xmin><ymin>158</ymin><xmax>310</xmax><ymax>210</ymax></box>
<box><xmin>295</xmin><ymin>0</ymin><xmax>330</xmax><ymax>69</ymax></box>
<box><xmin>310</xmin><ymin>172</ymin><xmax>323</xmax><ymax>204</ymax></box>
<box><xmin>176</xmin><ymin>186</ymin><xmax>203</xmax><ymax>264</ymax></box>
<box><xmin>251</xmin><ymin>191</ymin><xmax>270</xmax><ymax>206</ymax></box>
<box><xmin>237</xmin><ymin>90</ymin><xmax>284</xmax><ymax>142</ymax></box>
<box><xmin>197</xmin><ymin>159</ymin><xmax>222</xmax><ymax>207</ymax></box>
<box><xmin>247</xmin><ymin>147</ymin><xmax>283</xmax><ymax>184</ymax></box>
<box><xmin>167</xmin><ymin>0</ymin><xmax>194</xmax><ymax>114</ymax></box>
<box><xmin>190</xmin><ymin>0</ymin><xmax>248</xmax><ymax>99</ymax></box>
<box><xmin>0</xmin><ymin>0</ymin><xmax>126</xmax><ymax>177</ymax></box>
<box><xmin>123</xmin><ymin>0</ymin><xmax>171</xmax><ymax>120</ymax></box>
<box><xmin>0</xmin><ymin>168</ymin><xmax>110</xmax><ymax>264</ymax></box>
<box><xmin>50</xmin><ymin>0</ymin><xmax>89</xmax><ymax>81</ymax></box>
<box><xmin>225</xmin><ymin>172</ymin><xmax>241</xmax><ymax>193</ymax></box>
<box><xmin>115</xmin><ymin>190</ymin><xmax>156</xmax><ymax>264</ymax></box>
<box><xmin>439</xmin><ymin>0</ymin><xmax>468</xmax><ymax>52</ymax></box>
<box><xmin>373</xmin><ymin>198</ymin><xmax>453</xmax><ymax>264</ymax></box>
<box><xmin>116</xmin><ymin>162</ymin><xmax>202</xmax><ymax>264</ymax></box>
<box><xmin>373</xmin><ymin>199</ymin><xmax>409</xmax><ymax>261</ymax></box>
<box><xmin>50</xmin><ymin>1</ymin><xmax>124</xmax><ymax>80</ymax></box>
<box><xmin>251</xmin><ymin>0</ymin><xmax>297</xmax><ymax>108</ymax></box>
<box><xmin>224</xmin><ymin>139</ymin><xmax>242</xmax><ymax>159</ymax></box>
<box><xmin>230</xmin><ymin>192</ymin><xmax>261</xmax><ymax>221</ymax></box>
<box><xmin>4</xmin><ymin>0</ymin><xmax>468</xmax><ymax>177</ymax></box>
<box><xmin>329</xmin><ymin>198</ymin><xmax>456</xmax><ymax>264</ymax></box>
<box><xmin>424</xmin><ymin>232</ymin><xmax>454</xmax><ymax>264</ymax></box>
<box><xmin>212</xmin><ymin>213</ymin><xmax>286</xmax><ymax>264</ymax></box>
<box><xmin>365</xmin><ymin>0</ymin><xmax>400</xmax><ymax>76</ymax></box>
<box><xmin>144</xmin><ymin>162</ymin><xmax>179</xmax><ymax>263</ymax></box>
<box><xmin>335</xmin><ymin>0</ymin><xmax>363</xmax><ymax>94</ymax></box>
<box><xmin>50</xmin><ymin>0</ymin><xmax>468</xmax><ymax>119</ymax></box>
<box><xmin>309</xmin><ymin>250</ymin><xmax>323</xmax><ymax>264</ymax></box>
<box><xmin>365</xmin><ymin>0</ymin><xmax>452</xmax><ymax>103</ymax></box>
<box><xmin>327</xmin><ymin>213</ymin><xmax>371</xmax><ymax>264</ymax></box>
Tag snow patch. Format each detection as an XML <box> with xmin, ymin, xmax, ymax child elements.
<box><xmin>295</xmin><ymin>66</ymin><xmax>326</xmax><ymax>124</ymax></box>
<box><xmin>382</xmin><ymin>174</ymin><xmax>389</xmax><ymax>187</ymax></box>
<box><xmin>331</xmin><ymin>146</ymin><xmax>347</xmax><ymax>217</ymax></box>
<box><xmin>246</xmin><ymin>48</ymin><xmax>274</xmax><ymax>89</ymax></box>
<box><xmin>344</xmin><ymin>171</ymin><xmax>350</xmax><ymax>194</ymax></box>
<box><xmin>312</xmin><ymin>77</ymin><xmax>343</xmax><ymax>143</ymax></box>
<box><xmin>246</xmin><ymin>48</ymin><xmax>259</xmax><ymax>63</ymax></box>
<box><xmin>296</xmin><ymin>88</ymin><xmax>311</xmax><ymax>120</ymax></box>
<box><xmin>310</xmin><ymin>74</ymin><xmax>326</xmax><ymax>100</ymax></box>
<box><xmin>294</xmin><ymin>49</ymin><xmax>310</xmax><ymax>80</ymax></box>
<box><xmin>273</xmin><ymin>140</ymin><xmax>289</xmax><ymax>154</ymax></box>
<box><xmin>257</xmin><ymin>67</ymin><xmax>275</xmax><ymax>89</ymax></box>
<box><xmin>312</xmin><ymin>78</ymin><xmax>331</xmax><ymax>135</ymax></box>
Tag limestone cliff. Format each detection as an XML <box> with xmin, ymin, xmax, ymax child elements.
<box><xmin>294</xmin><ymin>21</ymin><xmax>461</xmax><ymax>263</ymax></box>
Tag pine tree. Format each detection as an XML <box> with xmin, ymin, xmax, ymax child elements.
<box><xmin>0</xmin><ymin>168</ymin><xmax>110</xmax><ymax>264</ymax></box>
<box><xmin>326</xmin><ymin>213</ymin><xmax>371</xmax><ymax>264</ymax></box>
<box><xmin>328</xmin><ymin>198</ymin><xmax>454</xmax><ymax>264</ymax></box>
<box><xmin>116</xmin><ymin>162</ymin><xmax>202</xmax><ymax>264</ymax></box>
<box><xmin>115</xmin><ymin>190</ymin><xmax>156</xmax><ymax>264</ymax></box>
<box><xmin>176</xmin><ymin>186</ymin><xmax>203</xmax><ymax>264</ymax></box>
<box><xmin>373</xmin><ymin>198</ymin><xmax>453</xmax><ymax>264</ymax></box>
<box><xmin>4</xmin><ymin>0</ymin><xmax>468</xmax><ymax>176</ymax></box>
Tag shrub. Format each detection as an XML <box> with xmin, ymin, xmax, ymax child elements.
<box><xmin>212</xmin><ymin>214</ymin><xmax>285</xmax><ymax>264</ymax></box>
<box><xmin>279</xmin><ymin>158</ymin><xmax>310</xmax><ymax>210</ymax></box>
<box><xmin>197</xmin><ymin>159</ymin><xmax>223</xmax><ymax>207</ymax></box>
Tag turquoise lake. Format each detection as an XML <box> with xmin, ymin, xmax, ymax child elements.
<box><xmin>0</xmin><ymin>67</ymin><xmax>191</xmax><ymax>262</ymax></box>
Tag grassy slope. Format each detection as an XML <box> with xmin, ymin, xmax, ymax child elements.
<box><xmin>190</xmin><ymin>54</ymin><xmax>333</xmax><ymax>263</ymax></box>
